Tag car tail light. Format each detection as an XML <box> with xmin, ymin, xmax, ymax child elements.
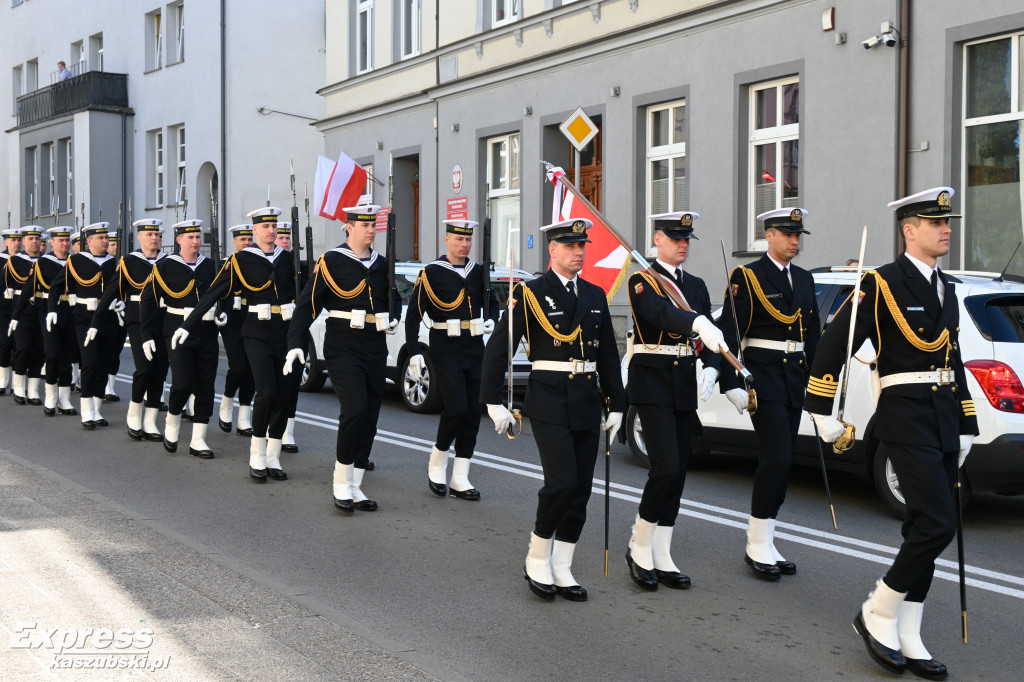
<box><xmin>965</xmin><ymin>360</ymin><xmax>1024</xmax><ymax>413</ymax></box>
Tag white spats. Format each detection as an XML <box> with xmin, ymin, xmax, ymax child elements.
<box><xmin>126</xmin><ymin>401</ymin><xmax>143</xmax><ymax>431</ymax></box>
<box><xmin>525</xmin><ymin>532</ymin><xmax>555</xmax><ymax>585</ymax></box>
<box><xmin>428</xmin><ymin>446</ymin><xmax>449</xmax><ymax>485</ymax></box>
<box><xmin>652</xmin><ymin>525</ymin><xmax>681</xmax><ymax>573</ymax></box>
<box><xmin>746</xmin><ymin>516</ymin><xmax>775</xmax><ymax>565</ymax></box>
<box><xmin>551</xmin><ymin>540</ymin><xmax>579</xmax><ymax>588</ymax></box>
<box><xmin>897</xmin><ymin>601</ymin><xmax>932</xmax><ymax>660</ymax></box>
<box><xmin>0</xmin><ymin>366</ymin><xmax>9</xmax><ymax>390</ymax></box>
<box><xmin>450</xmin><ymin>457</ymin><xmax>475</xmax><ymax>492</ymax></box>
<box><xmin>768</xmin><ymin>518</ymin><xmax>787</xmax><ymax>563</ymax></box>
<box><xmin>237</xmin><ymin>405</ymin><xmax>253</xmax><ymax>431</ymax></box>
<box><xmin>333</xmin><ymin>462</ymin><xmax>353</xmax><ymax>500</ymax></box>
<box><xmin>351</xmin><ymin>467</ymin><xmax>370</xmax><ymax>503</ymax></box>
<box><xmin>57</xmin><ymin>385</ymin><xmax>74</xmax><ymax>410</ymax></box>
<box><xmin>91</xmin><ymin>396</ymin><xmax>104</xmax><ymax>422</ymax></box>
<box><xmin>189</xmin><ymin>423</ymin><xmax>210</xmax><ymax>450</ymax></box>
<box><xmin>80</xmin><ymin>396</ymin><xmax>94</xmax><ymax>423</ymax></box>
<box><xmin>282</xmin><ymin>418</ymin><xmax>296</xmax><ymax>447</ymax></box>
<box><xmin>266</xmin><ymin>438</ymin><xmax>283</xmax><ymax>470</ymax></box>
<box><xmin>862</xmin><ymin>578</ymin><xmax>908</xmax><ymax>651</ymax></box>
<box><xmin>27</xmin><ymin>377</ymin><xmax>41</xmax><ymax>401</ymax></box>
<box><xmin>44</xmin><ymin>382</ymin><xmax>57</xmax><ymax>410</ymax></box>
<box><xmin>628</xmin><ymin>515</ymin><xmax>657</xmax><ymax>571</ymax></box>
<box><xmin>164</xmin><ymin>412</ymin><xmax>182</xmax><ymax>445</ymax></box>
<box><xmin>12</xmin><ymin>373</ymin><xmax>25</xmax><ymax>399</ymax></box>
<box><xmin>249</xmin><ymin>436</ymin><xmax>267</xmax><ymax>469</ymax></box>
<box><xmin>105</xmin><ymin>374</ymin><xmax>116</xmax><ymax>397</ymax></box>
<box><xmin>219</xmin><ymin>395</ymin><xmax>233</xmax><ymax>424</ymax></box>
<box><xmin>143</xmin><ymin>407</ymin><xmax>161</xmax><ymax>435</ymax></box>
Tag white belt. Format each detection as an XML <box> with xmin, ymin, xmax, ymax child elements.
<box><xmin>167</xmin><ymin>306</ymin><xmax>216</xmax><ymax>322</ymax></box>
<box><xmin>633</xmin><ymin>344</ymin><xmax>694</xmax><ymax>357</ymax></box>
<box><xmin>34</xmin><ymin>292</ymin><xmax>49</xmax><ymax>300</ymax></box>
<box><xmin>428</xmin><ymin>318</ymin><xmax>485</xmax><ymax>336</ymax></box>
<box><xmin>879</xmin><ymin>369</ymin><xmax>954</xmax><ymax>389</ymax></box>
<box><xmin>249</xmin><ymin>302</ymin><xmax>294</xmax><ymax>321</ymax></box>
<box><xmin>75</xmin><ymin>297</ymin><xmax>99</xmax><ymax>311</ymax></box>
<box><xmin>533</xmin><ymin>360</ymin><xmax>597</xmax><ymax>374</ymax></box>
<box><xmin>743</xmin><ymin>338</ymin><xmax>804</xmax><ymax>353</ymax></box>
<box><xmin>328</xmin><ymin>310</ymin><xmax>378</xmax><ymax>323</ymax></box>
<box><xmin>129</xmin><ymin>294</ymin><xmax>141</xmax><ymax>302</ymax></box>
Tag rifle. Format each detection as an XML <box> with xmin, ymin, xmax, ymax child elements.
<box><xmin>304</xmin><ymin>183</ymin><xmax>314</xmax><ymax>276</ymax></box>
<box><xmin>290</xmin><ymin>159</ymin><xmax>301</xmax><ymax>298</ymax></box>
<box><xmin>386</xmin><ymin>164</ymin><xmax>396</xmax><ymax>321</ymax></box>
<box><xmin>482</xmin><ymin>184</ymin><xmax>493</xmax><ymax>321</ymax></box>
<box><xmin>209</xmin><ymin>179</ymin><xmax>220</xmax><ymax>268</ymax></box>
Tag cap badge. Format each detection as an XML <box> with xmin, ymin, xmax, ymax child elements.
<box><xmin>680</xmin><ymin>214</ymin><xmax>693</xmax><ymax>228</ymax></box>
<box><xmin>938</xmin><ymin>191</ymin><xmax>951</xmax><ymax>209</ymax></box>
<box><xmin>572</xmin><ymin>220</ymin><xmax>586</xmax><ymax>233</ymax></box>
<box><xmin>790</xmin><ymin>209</ymin><xmax>802</xmax><ymax>222</ymax></box>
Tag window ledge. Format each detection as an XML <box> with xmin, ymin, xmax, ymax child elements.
<box><xmin>732</xmin><ymin>250</ymin><xmax>766</xmax><ymax>258</ymax></box>
<box><xmin>143</xmin><ymin>67</ymin><xmax>162</xmax><ymax>75</ymax></box>
<box><xmin>165</xmin><ymin>58</ymin><xmax>185</xmax><ymax>68</ymax></box>
<box><xmin>144</xmin><ymin>206</ymin><xmax>164</xmax><ymax>211</ymax></box>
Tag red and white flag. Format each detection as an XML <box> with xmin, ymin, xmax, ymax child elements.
<box><xmin>548</xmin><ymin>167</ymin><xmax>630</xmax><ymax>301</ymax></box>
<box><xmin>313</xmin><ymin>152</ymin><xmax>368</xmax><ymax>221</ymax></box>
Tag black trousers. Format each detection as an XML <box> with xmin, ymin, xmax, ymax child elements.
<box><xmin>432</xmin><ymin>352</ymin><xmax>484</xmax><ymax>458</ymax></box>
<box><xmin>749</xmin><ymin>400</ymin><xmax>802</xmax><ymax>519</ymax></box>
<box><xmin>107</xmin><ymin>323</ymin><xmax>128</xmax><ymax>376</ymax></box>
<box><xmin>882</xmin><ymin>441</ymin><xmax>958</xmax><ymax>603</ymax></box>
<box><xmin>244</xmin><ymin>336</ymin><xmax>299</xmax><ymax>439</ymax></box>
<box><xmin>221</xmin><ymin>325</ymin><xmax>255</xmax><ymax>405</ymax></box>
<box><xmin>0</xmin><ymin>307</ymin><xmax>13</xmax><ymax>367</ymax></box>
<box><xmin>14</xmin><ymin>315</ymin><xmax>45</xmax><ymax>377</ymax></box>
<box><xmin>127</xmin><ymin>323</ymin><xmax>167</xmax><ymax>406</ymax></box>
<box><xmin>325</xmin><ymin>349</ymin><xmax>384</xmax><ymax>468</ymax></box>
<box><xmin>43</xmin><ymin>320</ymin><xmax>76</xmax><ymax>386</ymax></box>
<box><xmin>530</xmin><ymin>419</ymin><xmax>600</xmax><ymax>544</ymax></box>
<box><xmin>166</xmin><ymin>329</ymin><xmax>219</xmax><ymax>423</ymax></box>
<box><xmin>636</xmin><ymin>405</ymin><xmax>696</xmax><ymax>526</ymax></box>
<box><xmin>75</xmin><ymin>323</ymin><xmax>118</xmax><ymax>399</ymax></box>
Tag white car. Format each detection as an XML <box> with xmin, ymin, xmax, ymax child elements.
<box><xmin>300</xmin><ymin>261</ymin><xmax>533</xmax><ymax>413</ymax></box>
<box><xmin>622</xmin><ymin>266</ymin><xmax>1024</xmax><ymax>517</ymax></box>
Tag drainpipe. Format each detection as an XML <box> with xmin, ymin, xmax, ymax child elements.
<box><xmin>895</xmin><ymin>0</ymin><xmax>910</xmax><ymax>255</ymax></box>
<box><xmin>220</xmin><ymin>0</ymin><xmax>227</xmax><ymax>247</ymax></box>
<box><xmin>121</xmin><ymin>111</ymin><xmax>128</xmax><ymax>247</ymax></box>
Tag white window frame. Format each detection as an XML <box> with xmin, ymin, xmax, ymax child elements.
<box><xmin>486</xmin><ymin>133</ymin><xmax>522</xmax><ymax>264</ymax></box>
<box><xmin>960</xmin><ymin>32</ymin><xmax>1024</xmax><ymax>270</ymax></box>
<box><xmin>356</xmin><ymin>0</ymin><xmax>374</xmax><ymax>74</ymax></box>
<box><xmin>360</xmin><ymin>163</ymin><xmax>374</xmax><ymax>204</ymax></box>
<box><xmin>154</xmin><ymin>130</ymin><xmax>165</xmax><ymax>208</ymax></box>
<box><xmin>645</xmin><ymin>99</ymin><xmax>687</xmax><ymax>245</ymax></box>
<box><xmin>47</xmin><ymin>143</ymin><xmax>56</xmax><ymax>214</ymax></box>
<box><xmin>747</xmin><ymin>76</ymin><xmax>799</xmax><ymax>251</ymax></box>
<box><xmin>176</xmin><ymin>4</ymin><xmax>185</xmax><ymax>63</ymax></box>
<box><xmin>64</xmin><ymin>139</ymin><xmax>73</xmax><ymax>213</ymax></box>
<box><xmin>492</xmin><ymin>0</ymin><xmax>520</xmax><ymax>28</ymax></box>
<box><xmin>27</xmin><ymin>146</ymin><xmax>39</xmax><ymax>216</ymax></box>
<box><xmin>154</xmin><ymin>11</ymin><xmax>163</xmax><ymax>70</ymax></box>
<box><xmin>175</xmin><ymin>126</ymin><xmax>186</xmax><ymax>205</ymax></box>
<box><xmin>399</xmin><ymin>0</ymin><xmax>419</xmax><ymax>59</ymax></box>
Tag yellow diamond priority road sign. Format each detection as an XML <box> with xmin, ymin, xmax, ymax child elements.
<box><xmin>559</xmin><ymin>107</ymin><xmax>598</xmax><ymax>153</ymax></box>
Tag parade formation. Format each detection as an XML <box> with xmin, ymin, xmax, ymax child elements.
<box><xmin>1</xmin><ymin>177</ymin><xmax>979</xmax><ymax>680</ymax></box>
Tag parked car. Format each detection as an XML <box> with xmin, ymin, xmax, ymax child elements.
<box><xmin>301</xmin><ymin>261</ymin><xmax>533</xmax><ymax>414</ymax></box>
<box><xmin>622</xmin><ymin>266</ymin><xmax>1024</xmax><ymax>517</ymax></box>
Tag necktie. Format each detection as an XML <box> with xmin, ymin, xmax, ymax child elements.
<box><xmin>565</xmin><ymin>279</ymin><xmax>577</xmax><ymax>317</ymax></box>
<box><xmin>930</xmin><ymin>270</ymin><xmax>942</xmax><ymax>308</ymax></box>
<box><xmin>675</xmin><ymin>268</ymin><xmax>684</xmax><ymax>289</ymax></box>
<box><xmin>566</xmin><ymin>280</ymin><xmax>576</xmax><ymax>298</ymax></box>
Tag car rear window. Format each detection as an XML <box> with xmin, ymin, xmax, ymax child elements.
<box><xmin>964</xmin><ymin>294</ymin><xmax>1024</xmax><ymax>342</ymax></box>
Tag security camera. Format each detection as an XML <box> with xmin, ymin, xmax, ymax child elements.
<box><xmin>881</xmin><ymin>32</ymin><xmax>897</xmax><ymax>47</ymax></box>
<box><xmin>862</xmin><ymin>35</ymin><xmax>882</xmax><ymax>49</ymax></box>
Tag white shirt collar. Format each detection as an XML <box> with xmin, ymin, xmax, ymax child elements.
<box><xmin>551</xmin><ymin>270</ymin><xmax>578</xmax><ymax>290</ymax></box>
<box><xmin>903</xmin><ymin>252</ymin><xmax>939</xmax><ymax>282</ymax></box>
<box><xmin>765</xmin><ymin>252</ymin><xmax>789</xmax><ymax>272</ymax></box>
<box><xmin>656</xmin><ymin>258</ymin><xmax>684</xmax><ymax>278</ymax></box>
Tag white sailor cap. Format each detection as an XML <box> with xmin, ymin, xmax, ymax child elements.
<box><xmin>2</xmin><ymin>228</ymin><xmax>22</xmax><ymax>238</ymax></box>
<box><xmin>247</xmin><ymin>206</ymin><xmax>283</xmax><ymax>224</ymax></box>
<box><xmin>757</xmin><ymin>208</ymin><xmax>810</xmax><ymax>234</ymax></box>
<box><xmin>107</xmin><ymin>231</ymin><xmax>119</xmax><ymax>241</ymax></box>
<box><xmin>172</xmin><ymin>219</ymin><xmax>204</xmax><ymax>235</ymax></box>
<box><xmin>47</xmin><ymin>226</ymin><xmax>74</xmax><ymax>238</ymax></box>
<box><xmin>20</xmin><ymin>225</ymin><xmax>44</xmax><ymax>237</ymax></box>
<box><xmin>70</xmin><ymin>231</ymin><xmax>81</xmax><ymax>243</ymax></box>
<box><xmin>276</xmin><ymin>221</ymin><xmax>293</xmax><ymax>235</ymax></box>
<box><xmin>132</xmin><ymin>218</ymin><xmax>164</xmax><ymax>234</ymax></box>
<box><xmin>888</xmin><ymin>187</ymin><xmax>961</xmax><ymax>221</ymax></box>
<box><xmin>343</xmin><ymin>205</ymin><xmax>381</xmax><ymax>222</ymax></box>
<box><xmin>229</xmin><ymin>224</ymin><xmax>254</xmax><ymax>237</ymax></box>
<box><xmin>444</xmin><ymin>219</ymin><xmax>479</xmax><ymax>236</ymax></box>
<box><xmin>541</xmin><ymin>218</ymin><xmax>592</xmax><ymax>244</ymax></box>
<box><xmin>650</xmin><ymin>212</ymin><xmax>700</xmax><ymax>239</ymax></box>
<box><xmin>82</xmin><ymin>222</ymin><xmax>110</xmax><ymax>238</ymax></box>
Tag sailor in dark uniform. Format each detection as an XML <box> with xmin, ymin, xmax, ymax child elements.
<box><xmin>284</xmin><ymin>204</ymin><xmax>400</xmax><ymax>511</ymax></box>
<box><xmin>172</xmin><ymin>207</ymin><xmax>302</xmax><ymax>482</ymax></box>
<box><xmin>91</xmin><ymin>219</ymin><xmax>167</xmax><ymax>440</ymax></box>
<box><xmin>4</xmin><ymin>226</ymin><xmax>44</xmax><ymax>404</ymax></box>
<box><xmin>100</xmin><ymin>230</ymin><xmax>126</xmax><ymax>402</ymax></box>
<box><xmin>405</xmin><ymin>219</ymin><xmax>499</xmax><ymax>500</ymax></box>
<box><xmin>0</xmin><ymin>227</ymin><xmax>23</xmax><ymax>395</ymax></box>
<box><xmin>216</xmin><ymin>224</ymin><xmax>256</xmax><ymax>437</ymax></box>
<box><xmin>274</xmin><ymin>222</ymin><xmax>303</xmax><ymax>453</ymax></box>
<box><xmin>807</xmin><ymin>187</ymin><xmax>978</xmax><ymax>679</ymax></box>
<box><xmin>140</xmin><ymin>220</ymin><xmax>220</xmax><ymax>457</ymax></box>
<box><xmin>47</xmin><ymin>222</ymin><xmax>120</xmax><ymax>427</ymax></box>
<box><xmin>480</xmin><ymin>218</ymin><xmax>627</xmax><ymax>602</ymax></box>
<box><xmin>624</xmin><ymin>212</ymin><xmax>727</xmax><ymax>591</ymax></box>
<box><xmin>718</xmin><ymin>208</ymin><xmax>821</xmax><ymax>580</ymax></box>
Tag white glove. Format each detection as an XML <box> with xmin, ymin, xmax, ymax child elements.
<box><xmin>697</xmin><ymin>367</ymin><xmax>719</xmax><ymax>402</ymax></box>
<box><xmin>109</xmin><ymin>300</ymin><xmax>125</xmax><ymax>313</ymax></box>
<box><xmin>215</xmin><ymin>312</ymin><xmax>228</xmax><ymax>327</ymax></box>
<box><xmin>385</xmin><ymin>318</ymin><xmax>399</xmax><ymax>335</ymax></box>
<box><xmin>142</xmin><ymin>339</ymin><xmax>156</xmax><ymax>362</ymax></box>
<box><xmin>487</xmin><ymin>404</ymin><xmax>515</xmax><ymax>434</ymax></box>
<box><xmin>408</xmin><ymin>354</ymin><xmax>425</xmax><ymax>381</ymax></box>
<box><xmin>115</xmin><ymin>310</ymin><xmax>125</xmax><ymax>327</ymax></box>
<box><xmin>958</xmin><ymin>435</ymin><xmax>975</xmax><ymax>469</ymax></box>
<box><xmin>483</xmin><ymin>319</ymin><xmax>495</xmax><ymax>334</ymax></box>
<box><xmin>83</xmin><ymin>327</ymin><xmax>98</xmax><ymax>346</ymax></box>
<box><xmin>602</xmin><ymin>411</ymin><xmax>623</xmax><ymax>442</ymax></box>
<box><xmin>691</xmin><ymin>314</ymin><xmax>727</xmax><ymax>354</ymax></box>
<box><xmin>170</xmin><ymin>327</ymin><xmax>189</xmax><ymax>350</ymax></box>
<box><xmin>6</xmin><ymin>319</ymin><xmax>17</xmax><ymax>337</ymax></box>
<box><xmin>811</xmin><ymin>413</ymin><xmax>847</xmax><ymax>443</ymax></box>
<box><xmin>282</xmin><ymin>348</ymin><xmax>306</xmax><ymax>376</ymax></box>
<box><xmin>725</xmin><ymin>388</ymin><xmax>749</xmax><ymax>414</ymax></box>
<box><xmin>45</xmin><ymin>312</ymin><xmax>57</xmax><ymax>332</ymax></box>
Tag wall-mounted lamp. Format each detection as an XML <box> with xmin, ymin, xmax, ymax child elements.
<box><xmin>609</xmin><ymin>86</ymin><xmax>621</xmax><ymax>97</ymax></box>
<box><xmin>376</xmin><ymin>141</ymin><xmax>384</xmax><ymax>150</ymax></box>
<box><xmin>523</xmin><ymin>106</ymin><xmax>533</xmax><ymax>116</ymax></box>
<box><xmin>450</xmin><ymin>123</ymin><xmax>460</xmax><ymax>133</ymax></box>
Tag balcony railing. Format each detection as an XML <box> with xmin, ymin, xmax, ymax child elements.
<box><xmin>15</xmin><ymin>71</ymin><xmax>128</xmax><ymax>128</ymax></box>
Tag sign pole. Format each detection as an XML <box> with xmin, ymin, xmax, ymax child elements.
<box><xmin>574</xmin><ymin>149</ymin><xmax>581</xmax><ymax>189</ymax></box>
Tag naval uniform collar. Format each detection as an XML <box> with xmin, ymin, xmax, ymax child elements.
<box><xmin>430</xmin><ymin>255</ymin><xmax>475</xmax><ymax>278</ymax></box>
<box><xmin>15</xmin><ymin>252</ymin><xmax>39</xmax><ymax>262</ymax></box>
<box><xmin>334</xmin><ymin>243</ymin><xmax>378</xmax><ymax>268</ymax></box>
<box><xmin>765</xmin><ymin>252</ymin><xmax>790</xmax><ymax>273</ymax></box>
<box><xmin>551</xmin><ymin>270</ymin><xmax>578</xmax><ymax>290</ymax></box>
<box><xmin>131</xmin><ymin>250</ymin><xmax>165</xmax><ymax>264</ymax></box>
<box><xmin>242</xmin><ymin>245</ymin><xmax>283</xmax><ymax>262</ymax></box>
<box><xmin>82</xmin><ymin>251</ymin><xmax>112</xmax><ymax>265</ymax></box>
<box><xmin>903</xmin><ymin>251</ymin><xmax>940</xmax><ymax>282</ymax></box>
<box><xmin>42</xmin><ymin>253</ymin><xmax>67</xmax><ymax>265</ymax></box>
<box><xmin>168</xmin><ymin>253</ymin><xmax>206</xmax><ymax>270</ymax></box>
<box><xmin>655</xmin><ymin>258</ymin><xmax>685</xmax><ymax>281</ymax></box>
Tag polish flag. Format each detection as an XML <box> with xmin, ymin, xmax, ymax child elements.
<box><xmin>314</xmin><ymin>152</ymin><xmax>368</xmax><ymax>221</ymax></box>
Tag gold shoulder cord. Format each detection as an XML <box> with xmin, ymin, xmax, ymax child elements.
<box><xmin>7</xmin><ymin>259</ymin><xmax>30</xmax><ymax>285</ymax></box>
<box><xmin>230</xmin><ymin>253</ymin><xmax>277</xmax><ymax>297</ymax></box>
<box><xmin>872</xmin><ymin>271</ymin><xmax>952</xmax><ymax>367</ymax></box>
<box><xmin>742</xmin><ymin>267</ymin><xmax>804</xmax><ymax>347</ymax></box>
<box><xmin>67</xmin><ymin>256</ymin><xmax>103</xmax><ymax>290</ymax></box>
<box><xmin>520</xmin><ymin>283</ymin><xmax>583</xmax><ymax>358</ymax></box>
<box><xmin>152</xmin><ymin>262</ymin><xmax>196</xmax><ymax>300</ymax></box>
<box><xmin>33</xmin><ymin>261</ymin><xmax>51</xmax><ymax>291</ymax></box>
<box><xmin>118</xmin><ymin>258</ymin><xmax>152</xmax><ymax>294</ymax></box>
<box><xmin>316</xmin><ymin>254</ymin><xmax>372</xmax><ymax>302</ymax></box>
<box><xmin>416</xmin><ymin>268</ymin><xmax>469</xmax><ymax>323</ymax></box>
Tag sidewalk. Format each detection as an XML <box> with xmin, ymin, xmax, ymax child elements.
<box><xmin>0</xmin><ymin>449</ymin><xmax>439</xmax><ymax>681</ymax></box>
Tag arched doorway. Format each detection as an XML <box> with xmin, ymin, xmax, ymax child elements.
<box><xmin>196</xmin><ymin>162</ymin><xmax>219</xmax><ymax>260</ymax></box>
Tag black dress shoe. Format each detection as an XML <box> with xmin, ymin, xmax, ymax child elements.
<box><xmin>94</xmin><ymin>418</ymin><xmax>109</xmax><ymax>427</ymax></box>
<box><xmin>626</xmin><ymin>550</ymin><xmax>659</xmax><ymax>591</ymax></box>
<box><xmin>334</xmin><ymin>497</ymin><xmax>354</xmax><ymax>512</ymax></box>
<box><xmin>44</xmin><ymin>406</ymin><xmax>56</xmax><ymax>416</ymax></box>
<box><xmin>267</xmin><ymin>468</ymin><xmax>288</xmax><ymax>480</ymax></box>
<box><xmin>905</xmin><ymin>657</ymin><xmax>948</xmax><ymax>680</ymax></box>
<box><xmin>654</xmin><ymin>569</ymin><xmax>692</xmax><ymax>589</ymax></box>
<box><xmin>144</xmin><ymin>431</ymin><xmax>162</xmax><ymax>442</ymax></box>
<box><xmin>450</xmin><ymin>487</ymin><xmax>481</xmax><ymax>501</ymax></box>
<box><xmin>158</xmin><ymin>401</ymin><xmax>168</xmax><ymax>411</ymax></box>
<box><xmin>745</xmin><ymin>553</ymin><xmax>782</xmax><ymax>580</ymax></box>
<box><xmin>82</xmin><ymin>420</ymin><xmax>96</xmax><ymax>430</ymax></box>
<box><xmin>354</xmin><ymin>499</ymin><xmax>378</xmax><ymax>511</ymax></box>
<box><xmin>218</xmin><ymin>418</ymin><xmax>232</xmax><ymax>433</ymax></box>
<box><xmin>0</xmin><ymin>387</ymin><xmax>6</xmax><ymax>395</ymax></box>
<box><xmin>58</xmin><ymin>406</ymin><xmax>78</xmax><ymax>416</ymax></box>
<box><xmin>182</xmin><ymin>412</ymin><xmax>193</xmax><ymax>422</ymax></box>
<box><xmin>853</xmin><ymin>612</ymin><xmax>907</xmax><ymax>675</ymax></box>
<box><xmin>103</xmin><ymin>394</ymin><xmax>120</xmax><ymax>402</ymax></box>
<box><xmin>365</xmin><ymin>460</ymin><xmax>375</xmax><ymax>471</ymax></box>
<box><xmin>27</xmin><ymin>397</ymin><xmax>42</xmax><ymax>405</ymax></box>
<box><xmin>189</xmin><ymin>446</ymin><xmax>214</xmax><ymax>459</ymax></box>
<box><xmin>236</xmin><ymin>426</ymin><xmax>253</xmax><ymax>437</ymax></box>
<box><xmin>13</xmin><ymin>394</ymin><xmax>26</xmax><ymax>405</ymax></box>
<box><xmin>282</xmin><ymin>443</ymin><xmax>299</xmax><ymax>453</ymax></box>
<box><xmin>776</xmin><ymin>560</ymin><xmax>797</xmax><ymax>575</ymax></box>
<box><xmin>523</xmin><ymin>567</ymin><xmax>556</xmax><ymax>600</ymax></box>
<box><xmin>428</xmin><ymin>479</ymin><xmax>448</xmax><ymax>497</ymax></box>
<box><xmin>555</xmin><ymin>584</ymin><xmax>588</xmax><ymax>602</ymax></box>
<box><xmin>163</xmin><ymin>438</ymin><xmax>177</xmax><ymax>453</ymax></box>
<box><xmin>250</xmin><ymin>467</ymin><xmax>267</xmax><ymax>483</ymax></box>
<box><xmin>72</xmin><ymin>384</ymin><xmax>80</xmax><ymax>392</ymax></box>
<box><xmin>127</xmin><ymin>426</ymin><xmax>143</xmax><ymax>440</ymax></box>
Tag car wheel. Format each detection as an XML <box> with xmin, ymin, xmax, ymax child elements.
<box><xmin>626</xmin><ymin>406</ymin><xmax>652</xmax><ymax>469</ymax></box>
<box><xmin>872</xmin><ymin>450</ymin><xmax>907</xmax><ymax>519</ymax></box>
<box><xmin>299</xmin><ymin>340</ymin><xmax>326</xmax><ymax>393</ymax></box>
<box><xmin>400</xmin><ymin>353</ymin><xmax>443</xmax><ymax>414</ymax></box>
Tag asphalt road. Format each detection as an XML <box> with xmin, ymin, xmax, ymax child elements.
<box><xmin>2</xmin><ymin>353</ymin><xmax>1022</xmax><ymax>681</ymax></box>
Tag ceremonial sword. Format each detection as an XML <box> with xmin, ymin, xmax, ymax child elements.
<box><xmin>719</xmin><ymin>240</ymin><xmax>757</xmax><ymax>413</ymax></box>
<box><xmin>832</xmin><ymin>226</ymin><xmax>868</xmax><ymax>454</ymax></box>
<box><xmin>506</xmin><ymin>244</ymin><xmax>523</xmax><ymax>439</ymax></box>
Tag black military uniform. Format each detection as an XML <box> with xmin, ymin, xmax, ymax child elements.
<box><xmin>287</xmin><ymin>204</ymin><xmax>400</xmax><ymax>511</ymax></box>
<box><xmin>274</xmin><ymin>222</ymin><xmax>305</xmax><ymax>453</ymax></box>
<box><xmin>48</xmin><ymin>222</ymin><xmax>120</xmax><ymax>427</ymax></box>
<box><xmin>217</xmin><ymin>224</ymin><xmax>256</xmax><ymax>436</ymax></box>
<box><xmin>101</xmin><ymin>231</ymin><xmax>127</xmax><ymax>402</ymax></box>
<box><xmin>481</xmin><ymin>218</ymin><xmax>626</xmax><ymax>601</ymax></box>
<box><xmin>718</xmin><ymin>207</ymin><xmax>821</xmax><ymax>580</ymax></box>
<box><xmin>405</xmin><ymin>219</ymin><xmax>499</xmax><ymax>500</ymax></box>
<box><xmin>140</xmin><ymin>220</ymin><xmax>219</xmax><ymax>457</ymax></box>
<box><xmin>625</xmin><ymin>212</ymin><xmax>720</xmax><ymax>591</ymax></box>
<box><xmin>176</xmin><ymin>207</ymin><xmax>302</xmax><ymax>482</ymax></box>
<box><xmin>94</xmin><ymin>219</ymin><xmax>167</xmax><ymax>440</ymax></box>
<box><xmin>806</xmin><ymin>187</ymin><xmax>978</xmax><ymax>678</ymax></box>
<box><xmin>6</xmin><ymin>227</ymin><xmax>45</xmax><ymax>404</ymax></box>
<box><xmin>0</xmin><ymin>228</ymin><xmax>23</xmax><ymax>396</ymax></box>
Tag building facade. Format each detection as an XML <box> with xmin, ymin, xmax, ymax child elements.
<box><xmin>2</xmin><ymin>0</ymin><xmax>326</xmax><ymax>254</ymax></box>
<box><xmin>317</xmin><ymin>0</ymin><xmax>1024</xmax><ymax>308</ymax></box>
